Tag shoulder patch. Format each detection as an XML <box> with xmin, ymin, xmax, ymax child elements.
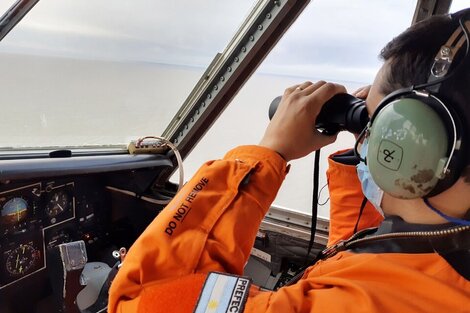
<box><xmin>194</xmin><ymin>272</ymin><xmax>251</xmax><ymax>313</ymax></box>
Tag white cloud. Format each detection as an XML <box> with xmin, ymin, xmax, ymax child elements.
<box><xmin>1</xmin><ymin>0</ymin><xmax>254</xmax><ymax>65</ymax></box>
<box><xmin>20</xmin><ymin>20</ymin><xmax>132</xmax><ymax>39</ymax></box>
<box><xmin>260</xmin><ymin>63</ymin><xmax>378</xmax><ymax>85</ymax></box>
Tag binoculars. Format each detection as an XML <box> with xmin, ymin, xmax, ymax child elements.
<box><xmin>268</xmin><ymin>93</ymin><xmax>369</xmax><ymax>135</ymax></box>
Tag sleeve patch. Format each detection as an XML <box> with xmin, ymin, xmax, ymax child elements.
<box><xmin>194</xmin><ymin>272</ymin><xmax>251</xmax><ymax>313</ymax></box>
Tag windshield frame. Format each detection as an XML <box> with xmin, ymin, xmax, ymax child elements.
<box><xmin>162</xmin><ymin>0</ymin><xmax>311</xmax><ymax>160</ymax></box>
<box><xmin>0</xmin><ymin>0</ymin><xmax>39</xmax><ymax>41</ymax></box>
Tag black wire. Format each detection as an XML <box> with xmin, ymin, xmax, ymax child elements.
<box><xmin>317</xmin><ymin>183</ymin><xmax>329</xmax><ymax>206</ymax></box>
<box><xmin>353</xmin><ymin>197</ymin><xmax>368</xmax><ymax>234</ymax></box>
<box><xmin>304</xmin><ymin>149</ymin><xmax>320</xmax><ymax>266</ymax></box>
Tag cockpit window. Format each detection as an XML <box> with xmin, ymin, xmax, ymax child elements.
<box><xmin>182</xmin><ymin>0</ymin><xmax>418</xmax><ymax>217</ymax></box>
<box><xmin>450</xmin><ymin>1</ymin><xmax>469</xmax><ymax>12</ymax></box>
<box><xmin>0</xmin><ymin>0</ymin><xmax>255</xmax><ymax>150</ymax></box>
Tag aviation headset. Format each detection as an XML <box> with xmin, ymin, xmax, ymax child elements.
<box><xmin>356</xmin><ymin>12</ymin><xmax>470</xmax><ymax>199</ymax></box>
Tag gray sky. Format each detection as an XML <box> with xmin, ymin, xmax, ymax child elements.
<box><xmin>0</xmin><ymin>0</ymin><xmax>468</xmax><ymax>84</ymax></box>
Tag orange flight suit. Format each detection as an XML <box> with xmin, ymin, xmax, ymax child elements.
<box><xmin>108</xmin><ymin>145</ymin><xmax>470</xmax><ymax>312</ymax></box>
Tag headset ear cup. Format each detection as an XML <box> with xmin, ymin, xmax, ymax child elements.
<box><xmin>367</xmin><ymin>98</ymin><xmax>449</xmax><ymax>199</ymax></box>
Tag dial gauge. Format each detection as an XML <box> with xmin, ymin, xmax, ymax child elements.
<box><xmin>5</xmin><ymin>244</ymin><xmax>39</xmax><ymax>276</ymax></box>
<box><xmin>1</xmin><ymin>197</ymin><xmax>28</xmax><ymax>225</ymax></box>
<box><xmin>46</xmin><ymin>190</ymin><xmax>69</xmax><ymax>217</ymax></box>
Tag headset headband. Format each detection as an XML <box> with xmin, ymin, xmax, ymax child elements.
<box><xmin>425</xmin><ymin>19</ymin><xmax>470</xmax><ymax>89</ymax></box>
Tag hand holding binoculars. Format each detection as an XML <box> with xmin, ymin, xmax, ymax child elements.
<box><xmin>268</xmin><ymin>93</ymin><xmax>369</xmax><ymax>135</ymax></box>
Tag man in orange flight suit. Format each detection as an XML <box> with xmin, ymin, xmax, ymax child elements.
<box><xmin>109</xmin><ymin>11</ymin><xmax>470</xmax><ymax>313</ymax></box>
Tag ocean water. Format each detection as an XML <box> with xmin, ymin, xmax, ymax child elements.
<box><xmin>0</xmin><ymin>53</ymin><xmax>364</xmax><ymax>218</ymax></box>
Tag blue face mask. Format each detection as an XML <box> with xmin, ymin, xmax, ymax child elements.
<box><xmin>357</xmin><ymin>139</ymin><xmax>384</xmax><ymax>216</ymax></box>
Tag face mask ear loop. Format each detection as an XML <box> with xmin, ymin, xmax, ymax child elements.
<box><xmin>354</xmin><ymin>125</ymin><xmax>369</xmax><ymax>164</ymax></box>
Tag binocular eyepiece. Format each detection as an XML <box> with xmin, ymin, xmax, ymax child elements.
<box><xmin>268</xmin><ymin>93</ymin><xmax>369</xmax><ymax>135</ymax></box>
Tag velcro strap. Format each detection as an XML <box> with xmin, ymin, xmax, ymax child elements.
<box><xmin>138</xmin><ymin>274</ymin><xmax>206</xmax><ymax>313</ymax></box>
<box><xmin>194</xmin><ymin>272</ymin><xmax>252</xmax><ymax>313</ymax></box>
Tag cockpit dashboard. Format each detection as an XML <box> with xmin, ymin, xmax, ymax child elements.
<box><xmin>0</xmin><ymin>153</ymin><xmax>173</xmax><ymax>313</ymax></box>
<box><xmin>1</xmin><ymin>179</ymin><xmax>101</xmax><ymax>290</ymax></box>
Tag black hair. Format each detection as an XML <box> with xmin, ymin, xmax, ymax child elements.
<box><xmin>379</xmin><ymin>8</ymin><xmax>470</xmax><ymax>182</ymax></box>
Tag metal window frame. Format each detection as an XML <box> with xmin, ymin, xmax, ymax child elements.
<box><xmin>161</xmin><ymin>0</ymin><xmax>311</xmax><ymax>160</ymax></box>
<box><xmin>0</xmin><ymin>0</ymin><xmax>39</xmax><ymax>41</ymax></box>
<box><xmin>412</xmin><ymin>0</ymin><xmax>453</xmax><ymax>24</ymax></box>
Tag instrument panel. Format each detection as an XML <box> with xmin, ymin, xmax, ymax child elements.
<box><xmin>0</xmin><ymin>153</ymin><xmax>169</xmax><ymax>312</ymax></box>
<box><xmin>0</xmin><ymin>179</ymin><xmax>106</xmax><ymax>290</ymax></box>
